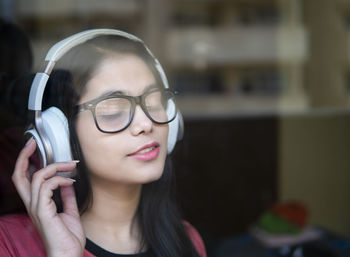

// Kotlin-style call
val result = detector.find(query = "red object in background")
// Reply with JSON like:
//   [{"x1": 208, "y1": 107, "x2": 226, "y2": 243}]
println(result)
[{"x1": 271, "y1": 201, "x2": 308, "y2": 228}]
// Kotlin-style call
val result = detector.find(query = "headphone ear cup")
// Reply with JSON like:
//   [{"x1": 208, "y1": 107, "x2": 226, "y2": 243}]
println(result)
[
  {"x1": 166, "y1": 98, "x2": 183, "y2": 153},
  {"x1": 41, "y1": 107, "x2": 75, "y2": 177},
  {"x1": 24, "y1": 128, "x2": 47, "y2": 168},
  {"x1": 167, "y1": 115, "x2": 178, "y2": 154}
]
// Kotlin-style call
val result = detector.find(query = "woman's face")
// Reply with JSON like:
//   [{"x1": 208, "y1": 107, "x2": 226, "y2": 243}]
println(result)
[{"x1": 75, "y1": 54, "x2": 169, "y2": 185}]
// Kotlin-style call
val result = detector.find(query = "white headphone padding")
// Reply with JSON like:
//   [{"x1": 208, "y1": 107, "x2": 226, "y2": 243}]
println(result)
[
  {"x1": 167, "y1": 100, "x2": 178, "y2": 153},
  {"x1": 41, "y1": 107, "x2": 72, "y2": 163}
]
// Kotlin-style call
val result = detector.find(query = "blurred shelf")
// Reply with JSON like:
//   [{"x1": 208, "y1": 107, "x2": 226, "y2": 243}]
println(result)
[
  {"x1": 16, "y1": 0, "x2": 140, "y2": 17},
  {"x1": 177, "y1": 95, "x2": 350, "y2": 119},
  {"x1": 166, "y1": 25, "x2": 308, "y2": 68},
  {"x1": 171, "y1": 0, "x2": 277, "y2": 5},
  {"x1": 176, "y1": 94, "x2": 309, "y2": 118}
]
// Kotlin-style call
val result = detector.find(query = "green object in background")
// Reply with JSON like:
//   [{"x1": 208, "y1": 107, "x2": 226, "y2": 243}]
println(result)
[{"x1": 257, "y1": 211, "x2": 301, "y2": 235}]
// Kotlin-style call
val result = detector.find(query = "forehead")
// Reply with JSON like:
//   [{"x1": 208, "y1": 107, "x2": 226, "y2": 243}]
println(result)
[{"x1": 80, "y1": 54, "x2": 157, "y2": 103}]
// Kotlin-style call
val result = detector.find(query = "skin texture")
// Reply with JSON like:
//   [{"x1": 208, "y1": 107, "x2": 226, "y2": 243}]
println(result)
[{"x1": 12, "y1": 53, "x2": 169, "y2": 256}]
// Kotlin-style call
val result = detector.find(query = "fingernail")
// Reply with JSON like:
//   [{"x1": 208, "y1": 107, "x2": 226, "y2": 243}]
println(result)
[
  {"x1": 25, "y1": 137, "x2": 34, "y2": 146},
  {"x1": 66, "y1": 178, "x2": 76, "y2": 183},
  {"x1": 72, "y1": 160, "x2": 80, "y2": 164}
]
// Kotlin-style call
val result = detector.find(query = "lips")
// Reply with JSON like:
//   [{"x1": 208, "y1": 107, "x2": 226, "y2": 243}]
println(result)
[{"x1": 127, "y1": 142, "x2": 160, "y2": 161}]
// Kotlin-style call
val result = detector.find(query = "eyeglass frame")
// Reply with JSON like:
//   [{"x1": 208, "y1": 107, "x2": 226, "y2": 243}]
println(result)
[{"x1": 76, "y1": 88, "x2": 178, "y2": 134}]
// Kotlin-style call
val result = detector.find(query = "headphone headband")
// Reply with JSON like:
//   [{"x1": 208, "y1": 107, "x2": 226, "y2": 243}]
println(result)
[
  {"x1": 45, "y1": 29, "x2": 141, "y2": 62},
  {"x1": 28, "y1": 29, "x2": 169, "y2": 111}
]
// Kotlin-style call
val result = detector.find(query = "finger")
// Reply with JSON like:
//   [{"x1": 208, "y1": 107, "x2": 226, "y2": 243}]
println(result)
[
  {"x1": 60, "y1": 184, "x2": 79, "y2": 217},
  {"x1": 12, "y1": 138, "x2": 37, "y2": 207},
  {"x1": 30, "y1": 161, "x2": 77, "y2": 215},
  {"x1": 36, "y1": 176, "x2": 75, "y2": 219}
]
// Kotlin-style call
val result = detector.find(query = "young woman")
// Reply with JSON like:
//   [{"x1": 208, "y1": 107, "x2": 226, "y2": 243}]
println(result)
[{"x1": 0, "y1": 30, "x2": 207, "y2": 257}]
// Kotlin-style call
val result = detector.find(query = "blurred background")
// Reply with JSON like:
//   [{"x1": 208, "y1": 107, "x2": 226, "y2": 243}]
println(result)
[{"x1": 1, "y1": 0, "x2": 350, "y2": 256}]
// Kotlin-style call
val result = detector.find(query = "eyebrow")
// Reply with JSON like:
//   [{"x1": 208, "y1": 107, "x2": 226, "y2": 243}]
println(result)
[{"x1": 98, "y1": 84, "x2": 159, "y2": 99}]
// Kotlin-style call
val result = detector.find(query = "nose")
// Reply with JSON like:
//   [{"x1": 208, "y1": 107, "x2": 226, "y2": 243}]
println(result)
[{"x1": 129, "y1": 105, "x2": 153, "y2": 136}]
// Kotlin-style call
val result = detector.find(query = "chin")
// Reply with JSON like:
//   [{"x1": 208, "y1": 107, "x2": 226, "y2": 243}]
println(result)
[
  {"x1": 128, "y1": 155, "x2": 166, "y2": 183},
  {"x1": 137, "y1": 170, "x2": 164, "y2": 184}
]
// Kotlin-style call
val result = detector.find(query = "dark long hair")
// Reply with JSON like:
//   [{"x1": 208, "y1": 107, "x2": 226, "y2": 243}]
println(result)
[{"x1": 44, "y1": 35, "x2": 199, "y2": 257}]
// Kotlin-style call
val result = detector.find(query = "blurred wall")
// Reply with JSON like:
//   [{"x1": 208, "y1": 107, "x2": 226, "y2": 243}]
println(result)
[{"x1": 279, "y1": 112, "x2": 350, "y2": 236}]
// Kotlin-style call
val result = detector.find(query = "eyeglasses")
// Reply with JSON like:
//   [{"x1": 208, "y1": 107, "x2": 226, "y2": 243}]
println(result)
[{"x1": 77, "y1": 88, "x2": 178, "y2": 133}]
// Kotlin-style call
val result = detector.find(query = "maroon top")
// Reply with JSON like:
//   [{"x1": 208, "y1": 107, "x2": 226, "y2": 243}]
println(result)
[{"x1": 0, "y1": 214, "x2": 207, "y2": 257}]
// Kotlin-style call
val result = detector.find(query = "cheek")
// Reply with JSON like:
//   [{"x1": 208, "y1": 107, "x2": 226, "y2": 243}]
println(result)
[
  {"x1": 162, "y1": 125, "x2": 169, "y2": 143},
  {"x1": 75, "y1": 112, "x2": 92, "y2": 150},
  {"x1": 75, "y1": 113, "x2": 116, "y2": 171},
  {"x1": 156, "y1": 124, "x2": 169, "y2": 165}
]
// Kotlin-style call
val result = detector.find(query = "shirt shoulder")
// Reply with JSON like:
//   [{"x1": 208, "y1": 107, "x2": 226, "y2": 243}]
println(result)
[
  {"x1": 183, "y1": 221, "x2": 207, "y2": 257},
  {"x1": 0, "y1": 213, "x2": 46, "y2": 257},
  {"x1": 0, "y1": 214, "x2": 96, "y2": 257}
]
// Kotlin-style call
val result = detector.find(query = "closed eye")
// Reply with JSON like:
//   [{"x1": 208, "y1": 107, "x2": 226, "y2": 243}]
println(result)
[{"x1": 99, "y1": 112, "x2": 124, "y2": 121}]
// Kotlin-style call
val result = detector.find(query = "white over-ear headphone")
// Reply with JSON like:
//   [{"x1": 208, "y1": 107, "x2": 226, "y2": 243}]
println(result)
[{"x1": 26, "y1": 29, "x2": 183, "y2": 176}]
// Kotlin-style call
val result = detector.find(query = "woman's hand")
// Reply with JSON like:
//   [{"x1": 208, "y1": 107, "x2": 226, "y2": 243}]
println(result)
[{"x1": 12, "y1": 138, "x2": 85, "y2": 257}]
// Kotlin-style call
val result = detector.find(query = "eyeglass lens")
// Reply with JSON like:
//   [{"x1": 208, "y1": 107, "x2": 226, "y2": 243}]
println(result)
[{"x1": 94, "y1": 90, "x2": 176, "y2": 132}]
